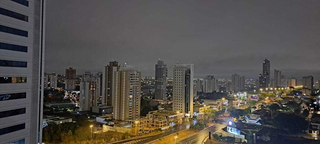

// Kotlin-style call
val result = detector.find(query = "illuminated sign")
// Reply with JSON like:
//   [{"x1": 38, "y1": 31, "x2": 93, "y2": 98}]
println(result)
[
  {"x1": 237, "y1": 92, "x2": 247, "y2": 97},
  {"x1": 250, "y1": 95, "x2": 259, "y2": 101},
  {"x1": 227, "y1": 126, "x2": 241, "y2": 135}
]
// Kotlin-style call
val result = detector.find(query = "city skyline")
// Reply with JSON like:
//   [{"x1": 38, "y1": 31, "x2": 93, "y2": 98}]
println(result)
[
  {"x1": 45, "y1": 0, "x2": 320, "y2": 79},
  {"x1": 2, "y1": 0, "x2": 320, "y2": 144},
  {"x1": 45, "y1": 58, "x2": 319, "y2": 80}
]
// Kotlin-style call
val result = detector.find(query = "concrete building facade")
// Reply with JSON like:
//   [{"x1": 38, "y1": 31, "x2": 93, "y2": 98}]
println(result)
[
  {"x1": 44, "y1": 72, "x2": 57, "y2": 89},
  {"x1": 102, "y1": 61, "x2": 119, "y2": 106},
  {"x1": 113, "y1": 68, "x2": 141, "y2": 121},
  {"x1": 0, "y1": 0, "x2": 45, "y2": 143},
  {"x1": 155, "y1": 60, "x2": 167, "y2": 100},
  {"x1": 203, "y1": 75, "x2": 216, "y2": 93},
  {"x1": 65, "y1": 67, "x2": 76, "y2": 90},
  {"x1": 173, "y1": 64, "x2": 194, "y2": 117},
  {"x1": 274, "y1": 69, "x2": 281, "y2": 87}
]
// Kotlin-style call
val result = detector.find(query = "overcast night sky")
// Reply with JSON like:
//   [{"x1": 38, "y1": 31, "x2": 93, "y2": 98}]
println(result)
[{"x1": 45, "y1": 0, "x2": 320, "y2": 79}]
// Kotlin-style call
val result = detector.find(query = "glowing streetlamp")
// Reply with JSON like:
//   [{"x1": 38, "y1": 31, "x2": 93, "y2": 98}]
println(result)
[
  {"x1": 135, "y1": 120, "x2": 139, "y2": 135},
  {"x1": 90, "y1": 125, "x2": 93, "y2": 141},
  {"x1": 174, "y1": 135, "x2": 178, "y2": 144}
]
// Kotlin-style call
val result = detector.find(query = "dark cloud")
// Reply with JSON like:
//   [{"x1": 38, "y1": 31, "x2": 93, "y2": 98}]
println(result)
[{"x1": 45, "y1": 0, "x2": 320, "y2": 79}]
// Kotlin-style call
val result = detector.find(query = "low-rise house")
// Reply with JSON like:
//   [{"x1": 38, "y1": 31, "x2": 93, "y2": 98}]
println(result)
[
  {"x1": 44, "y1": 116, "x2": 73, "y2": 125},
  {"x1": 300, "y1": 102, "x2": 309, "y2": 113}
]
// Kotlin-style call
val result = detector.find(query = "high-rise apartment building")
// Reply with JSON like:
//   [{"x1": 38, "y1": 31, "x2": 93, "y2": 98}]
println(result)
[
  {"x1": 113, "y1": 68, "x2": 141, "y2": 121},
  {"x1": 80, "y1": 72, "x2": 101, "y2": 111},
  {"x1": 194, "y1": 78, "x2": 203, "y2": 95},
  {"x1": 262, "y1": 59, "x2": 270, "y2": 86},
  {"x1": 155, "y1": 60, "x2": 167, "y2": 100},
  {"x1": 173, "y1": 64, "x2": 194, "y2": 117},
  {"x1": 44, "y1": 73, "x2": 57, "y2": 89},
  {"x1": 287, "y1": 77, "x2": 297, "y2": 87},
  {"x1": 314, "y1": 80, "x2": 320, "y2": 90},
  {"x1": 302, "y1": 76, "x2": 314, "y2": 90},
  {"x1": 231, "y1": 74, "x2": 240, "y2": 92},
  {"x1": 281, "y1": 75, "x2": 287, "y2": 87},
  {"x1": 65, "y1": 67, "x2": 76, "y2": 90},
  {"x1": 203, "y1": 75, "x2": 216, "y2": 93},
  {"x1": 231, "y1": 74, "x2": 245, "y2": 92},
  {"x1": 274, "y1": 69, "x2": 281, "y2": 87},
  {"x1": 96, "y1": 72, "x2": 103, "y2": 98},
  {"x1": 259, "y1": 59, "x2": 270, "y2": 88},
  {"x1": 102, "y1": 61, "x2": 119, "y2": 106},
  {"x1": 0, "y1": 0, "x2": 45, "y2": 143},
  {"x1": 240, "y1": 76, "x2": 245, "y2": 91}
]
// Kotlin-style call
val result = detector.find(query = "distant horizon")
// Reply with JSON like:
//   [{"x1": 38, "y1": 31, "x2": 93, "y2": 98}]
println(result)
[{"x1": 45, "y1": 62, "x2": 320, "y2": 80}]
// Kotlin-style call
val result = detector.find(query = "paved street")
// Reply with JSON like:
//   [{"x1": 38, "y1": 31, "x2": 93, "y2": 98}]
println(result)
[
  {"x1": 178, "y1": 123, "x2": 226, "y2": 144},
  {"x1": 111, "y1": 123, "x2": 188, "y2": 144},
  {"x1": 135, "y1": 123, "x2": 188, "y2": 144}
]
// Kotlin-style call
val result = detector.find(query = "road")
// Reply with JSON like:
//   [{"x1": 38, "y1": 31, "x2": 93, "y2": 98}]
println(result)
[
  {"x1": 135, "y1": 123, "x2": 188, "y2": 144},
  {"x1": 111, "y1": 123, "x2": 189, "y2": 144},
  {"x1": 178, "y1": 123, "x2": 226, "y2": 144}
]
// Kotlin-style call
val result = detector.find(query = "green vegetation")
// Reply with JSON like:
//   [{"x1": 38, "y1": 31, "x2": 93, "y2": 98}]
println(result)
[
  {"x1": 213, "y1": 110, "x2": 224, "y2": 120},
  {"x1": 269, "y1": 103, "x2": 281, "y2": 118},
  {"x1": 302, "y1": 109, "x2": 309, "y2": 117},
  {"x1": 249, "y1": 100, "x2": 257, "y2": 106},
  {"x1": 190, "y1": 122, "x2": 205, "y2": 130},
  {"x1": 259, "y1": 93, "x2": 276, "y2": 101},
  {"x1": 140, "y1": 98, "x2": 158, "y2": 116},
  {"x1": 212, "y1": 133, "x2": 221, "y2": 140},
  {"x1": 44, "y1": 123, "x2": 131, "y2": 143},
  {"x1": 229, "y1": 108, "x2": 250, "y2": 118},
  {"x1": 204, "y1": 109, "x2": 215, "y2": 124},
  {"x1": 274, "y1": 113, "x2": 308, "y2": 134}
]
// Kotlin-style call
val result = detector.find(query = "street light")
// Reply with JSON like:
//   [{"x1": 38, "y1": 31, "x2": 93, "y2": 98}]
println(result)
[
  {"x1": 174, "y1": 135, "x2": 178, "y2": 144},
  {"x1": 135, "y1": 121, "x2": 139, "y2": 135},
  {"x1": 90, "y1": 125, "x2": 93, "y2": 141}
]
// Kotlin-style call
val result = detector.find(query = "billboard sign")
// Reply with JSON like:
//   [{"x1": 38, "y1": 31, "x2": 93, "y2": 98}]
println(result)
[{"x1": 227, "y1": 126, "x2": 241, "y2": 135}]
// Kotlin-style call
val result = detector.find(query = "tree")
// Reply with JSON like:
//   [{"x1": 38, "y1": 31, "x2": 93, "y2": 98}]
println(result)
[
  {"x1": 259, "y1": 93, "x2": 268, "y2": 101},
  {"x1": 286, "y1": 101, "x2": 299, "y2": 112},
  {"x1": 213, "y1": 134, "x2": 220, "y2": 140},
  {"x1": 230, "y1": 108, "x2": 249, "y2": 118},
  {"x1": 213, "y1": 110, "x2": 224, "y2": 120},
  {"x1": 267, "y1": 93, "x2": 276, "y2": 98},
  {"x1": 61, "y1": 130, "x2": 74, "y2": 143},
  {"x1": 269, "y1": 104, "x2": 281, "y2": 118},
  {"x1": 250, "y1": 100, "x2": 257, "y2": 106},
  {"x1": 302, "y1": 109, "x2": 309, "y2": 117},
  {"x1": 190, "y1": 122, "x2": 205, "y2": 130},
  {"x1": 204, "y1": 109, "x2": 215, "y2": 124},
  {"x1": 274, "y1": 113, "x2": 308, "y2": 134},
  {"x1": 73, "y1": 126, "x2": 91, "y2": 141}
]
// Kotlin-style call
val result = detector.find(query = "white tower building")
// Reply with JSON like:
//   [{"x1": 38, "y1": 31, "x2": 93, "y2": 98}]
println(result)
[
  {"x1": 0, "y1": 0, "x2": 45, "y2": 143},
  {"x1": 173, "y1": 64, "x2": 194, "y2": 117}
]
